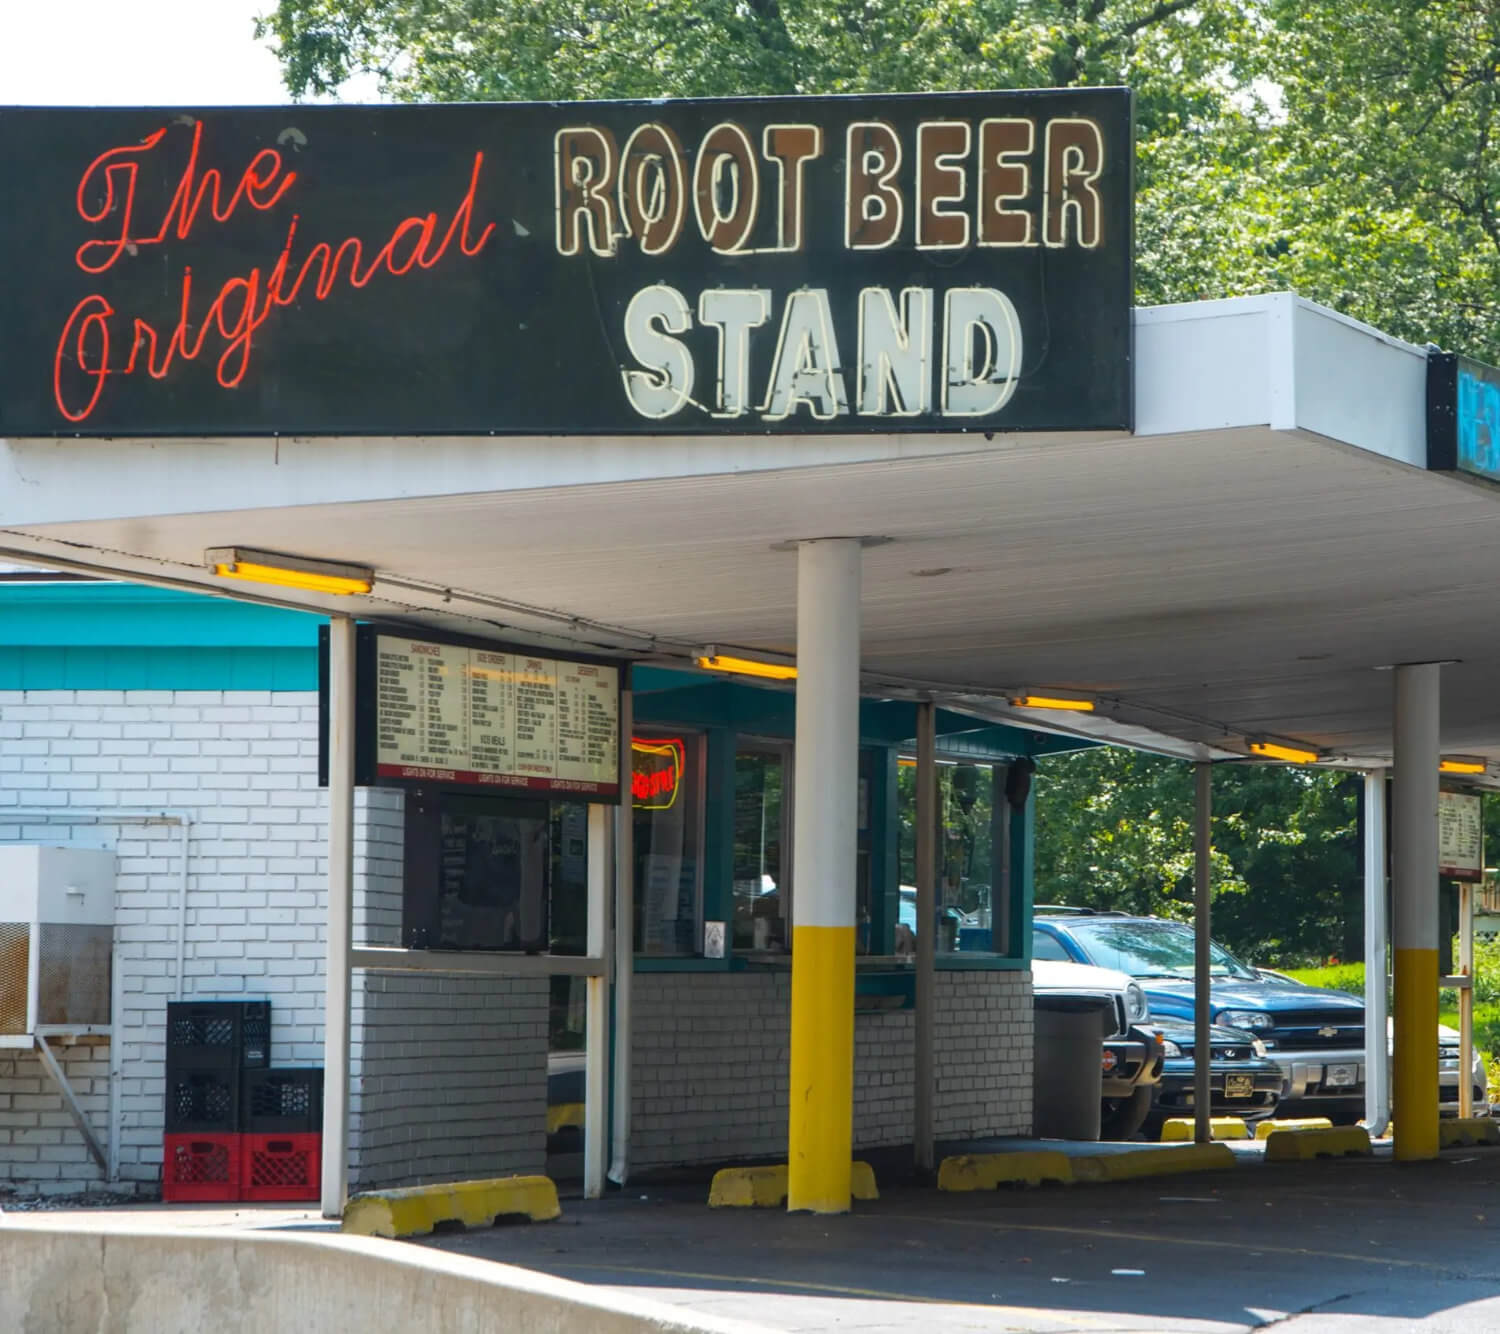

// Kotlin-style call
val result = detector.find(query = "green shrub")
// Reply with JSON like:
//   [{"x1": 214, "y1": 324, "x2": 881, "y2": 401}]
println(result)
[{"x1": 1284, "y1": 963, "x2": 1365, "y2": 996}]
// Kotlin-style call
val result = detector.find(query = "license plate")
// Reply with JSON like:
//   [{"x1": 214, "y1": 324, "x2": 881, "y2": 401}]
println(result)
[
  {"x1": 1326, "y1": 1064, "x2": 1357, "y2": 1088},
  {"x1": 1224, "y1": 1074, "x2": 1254, "y2": 1098}
]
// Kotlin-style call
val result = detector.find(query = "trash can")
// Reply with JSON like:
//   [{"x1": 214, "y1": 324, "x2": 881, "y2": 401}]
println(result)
[{"x1": 1033, "y1": 994, "x2": 1113, "y2": 1141}]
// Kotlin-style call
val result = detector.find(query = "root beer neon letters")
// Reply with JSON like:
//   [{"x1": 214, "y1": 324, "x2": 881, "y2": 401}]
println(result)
[{"x1": 621, "y1": 284, "x2": 1021, "y2": 423}]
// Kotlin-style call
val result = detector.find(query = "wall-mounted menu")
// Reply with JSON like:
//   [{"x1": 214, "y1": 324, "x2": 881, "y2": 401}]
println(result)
[{"x1": 374, "y1": 633, "x2": 620, "y2": 797}]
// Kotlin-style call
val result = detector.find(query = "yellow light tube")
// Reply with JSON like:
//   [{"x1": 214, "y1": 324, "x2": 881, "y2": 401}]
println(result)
[
  {"x1": 696, "y1": 654, "x2": 797, "y2": 681},
  {"x1": 1440, "y1": 759, "x2": 1487, "y2": 775},
  {"x1": 212, "y1": 560, "x2": 372, "y2": 597},
  {"x1": 1249, "y1": 740, "x2": 1321, "y2": 764},
  {"x1": 1010, "y1": 695, "x2": 1095, "y2": 713}
]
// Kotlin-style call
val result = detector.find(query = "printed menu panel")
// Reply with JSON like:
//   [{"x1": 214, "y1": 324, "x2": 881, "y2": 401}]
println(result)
[
  {"x1": 1439, "y1": 790, "x2": 1483, "y2": 882},
  {"x1": 374, "y1": 634, "x2": 620, "y2": 798}
]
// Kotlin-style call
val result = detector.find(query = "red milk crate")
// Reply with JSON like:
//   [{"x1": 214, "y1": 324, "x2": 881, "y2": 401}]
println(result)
[
  {"x1": 241, "y1": 1132, "x2": 321, "y2": 1202},
  {"x1": 162, "y1": 1133, "x2": 241, "y2": 1202}
]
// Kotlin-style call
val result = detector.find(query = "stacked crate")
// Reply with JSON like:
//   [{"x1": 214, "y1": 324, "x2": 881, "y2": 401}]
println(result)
[
  {"x1": 240, "y1": 1066, "x2": 324, "y2": 1200},
  {"x1": 161, "y1": 1000, "x2": 269, "y2": 1202}
]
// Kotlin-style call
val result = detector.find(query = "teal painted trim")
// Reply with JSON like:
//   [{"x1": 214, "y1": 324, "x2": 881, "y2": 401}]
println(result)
[
  {"x1": 868, "y1": 750, "x2": 899, "y2": 955},
  {"x1": 0, "y1": 645, "x2": 318, "y2": 691},
  {"x1": 703, "y1": 726, "x2": 735, "y2": 936},
  {"x1": 0, "y1": 582, "x2": 323, "y2": 648},
  {"x1": 633, "y1": 956, "x2": 732, "y2": 972},
  {"x1": 1010, "y1": 789, "x2": 1036, "y2": 965},
  {"x1": 936, "y1": 953, "x2": 1030, "y2": 971}
]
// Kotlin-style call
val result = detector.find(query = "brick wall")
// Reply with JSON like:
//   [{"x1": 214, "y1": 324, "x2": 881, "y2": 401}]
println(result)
[
  {"x1": 629, "y1": 969, "x2": 1032, "y2": 1172},
  {"x1": 348, "y1": 971, "x2": 549, "y2": 1190}
]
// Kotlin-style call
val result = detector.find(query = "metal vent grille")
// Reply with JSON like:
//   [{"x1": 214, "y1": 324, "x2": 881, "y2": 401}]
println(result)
[
  {"x1": 36, "y1": 923, "x2": 111, "y2": 1025},
  {"x1": 0, "y1": 923, "x2": 27, "y2": 1034}
]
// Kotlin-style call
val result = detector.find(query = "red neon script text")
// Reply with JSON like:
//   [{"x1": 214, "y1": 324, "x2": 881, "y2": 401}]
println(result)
[{"x1": 55, "y1": 123, "x2": 496, "y2": 424}]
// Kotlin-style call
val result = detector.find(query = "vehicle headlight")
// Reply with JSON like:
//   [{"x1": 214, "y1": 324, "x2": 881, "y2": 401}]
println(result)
[
  {"x1": 1252, "y1": 1038, "x2": 1268, "y2": 1058},
  {"x1": 1125, "y1": 982, "x2": 1149, "y2": 1023},
  {"x1": 1160, "y1": 1038, "x2": 1184, "y2": 1058},
  {"x1": 1218, "y1": 1009, "x2": 1273, "y2": 1032}
]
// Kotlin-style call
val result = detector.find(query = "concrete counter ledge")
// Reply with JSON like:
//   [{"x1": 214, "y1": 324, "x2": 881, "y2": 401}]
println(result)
[{"x1": 0, "y1": 1218, "x2": 771, "y2": 1334}]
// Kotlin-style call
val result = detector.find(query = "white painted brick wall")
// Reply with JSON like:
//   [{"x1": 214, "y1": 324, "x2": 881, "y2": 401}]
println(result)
[
  {"x1": 630, "y1": 970, "x2": 1032, "y2": 1172},
  {"x1": 349, "y1": 971, "x2": 548, "y2": 1190}
]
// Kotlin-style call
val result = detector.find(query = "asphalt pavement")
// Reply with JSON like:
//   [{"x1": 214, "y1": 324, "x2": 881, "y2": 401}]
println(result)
[{"x1": 421, "y1": 1149, "x2": 1500, "y2": 1332}]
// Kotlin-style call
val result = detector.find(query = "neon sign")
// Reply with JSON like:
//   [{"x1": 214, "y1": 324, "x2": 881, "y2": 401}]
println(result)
[
  {"x1": 632, "y1": 737, "x2": 685, "y2": 811},
  {"x1": 53, "y1": 119, "x2": 495, "y2": 425}
]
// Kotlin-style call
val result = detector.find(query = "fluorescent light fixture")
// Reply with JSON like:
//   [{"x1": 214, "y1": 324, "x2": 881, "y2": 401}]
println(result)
[
  {"x1": 696, "y1": 653, "x2": 798, "y2": 681},
  {"x1": 1441, "y1": 758, "x2": 1487, "y2": 775},
  {"x1": 1009, "y1": 695, "x2": 1096, "y2": 713},
  {"x1": 205, "y1": 547, "x2": 373, "y2": 597},
  {"x1": 1249, "y1": 740, "x2": 1322, "y2": 765}
]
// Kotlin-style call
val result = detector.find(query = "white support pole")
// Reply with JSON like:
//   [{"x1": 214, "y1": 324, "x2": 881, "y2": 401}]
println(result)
[
  {"x1": 583, "y1": 802, "x2": 611, "y2": 1197},
  {"x1": 608, "y1": 688, "x2": 634, "y2": 1187},
  {"x1": 914, "y1": 700, "x2": 937, "y2": 1175},
  {"x1": 321, "y1": 615, "x2": 356, "y2": 1218},
  {"x1": 1392, "y1": 662, "x2": 1441, "y2": 1162},
  {"x1": 1363, "y1": 769, "x2": 1390, "y2": 1135},
  {"x1": 787, "y1": 537, "x2": 862, "y2": 1214},
  {"x1": 1193, "y1": 761, "x2": 1212, "y2": 1146},
  {"x1": 1460, "y1": 879, "x2": 1475, "y2": 1120}
]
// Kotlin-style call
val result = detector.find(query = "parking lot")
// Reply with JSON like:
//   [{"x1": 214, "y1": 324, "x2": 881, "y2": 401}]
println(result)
[{"x1": 420, "y1": 1149, "x2": 1500, "y2": 1332}]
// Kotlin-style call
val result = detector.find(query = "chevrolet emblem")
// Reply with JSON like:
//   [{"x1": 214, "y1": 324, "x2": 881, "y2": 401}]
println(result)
[{"x1": 1318, "y1": 1025, "x2": 1339, "y2": 1038}]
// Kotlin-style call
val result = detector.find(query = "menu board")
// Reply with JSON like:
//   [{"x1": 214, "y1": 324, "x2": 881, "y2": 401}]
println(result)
[
  {"x1": 1439, "y1": 790, "x2": 1483, "y2": 882},
  {"x1": 373, "y1": 633, "x2": 620, "y2": 797}
]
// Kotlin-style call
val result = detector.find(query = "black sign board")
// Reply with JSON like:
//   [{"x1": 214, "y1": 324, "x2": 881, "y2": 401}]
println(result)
[
  {"x1": 1428, "y1": 350, "x2": 1500, "y2": 484},
  {"x1": 1, "y1": 91, "x2": 1132, "y2": 438},
  {"x1": 318, "y1": 623, "x2": 623, "y2": 802}
]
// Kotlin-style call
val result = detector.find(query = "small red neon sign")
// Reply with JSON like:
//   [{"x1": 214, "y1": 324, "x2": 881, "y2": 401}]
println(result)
[{"x1": 632, "y1": 737, "x2": 685, "y2": 811}]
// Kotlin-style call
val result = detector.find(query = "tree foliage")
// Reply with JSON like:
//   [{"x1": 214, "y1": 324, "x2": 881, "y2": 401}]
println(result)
[{"x1": 255, "y1": 0, "x2": 1500, "y2": 957}]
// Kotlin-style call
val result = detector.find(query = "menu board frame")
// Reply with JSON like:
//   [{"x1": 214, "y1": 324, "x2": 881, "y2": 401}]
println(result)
[{"x1": 319, "y1": 621, "x2": 625, "y2": 802}]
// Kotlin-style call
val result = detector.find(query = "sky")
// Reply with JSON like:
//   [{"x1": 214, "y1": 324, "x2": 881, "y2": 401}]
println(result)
[{"x1": 1, "y1": 0, "x2": 379, "y2": 105}]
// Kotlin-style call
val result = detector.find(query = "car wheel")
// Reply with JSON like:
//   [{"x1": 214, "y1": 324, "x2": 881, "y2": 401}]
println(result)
[{"x1": 1100, "y1": 1086, "x2": 1153, "y2": 1140}]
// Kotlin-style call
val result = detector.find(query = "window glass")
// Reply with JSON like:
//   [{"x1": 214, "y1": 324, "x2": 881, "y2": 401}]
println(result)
[
  {"x1": 733, "y1": 746, "x2": 789, "y2": 951},
  {"x1": 632, "y1": 732, "x2": 704, "y2": 955},
  {"x1": 896, "y1": 759, "x2": 997, "y2": 951},
  {"x1": 1068, "y1": 920, "x2": 1257, "y2": 980},
  {"x1": 1032, "y1": 931, "x2": 1071, "y2": 962}
]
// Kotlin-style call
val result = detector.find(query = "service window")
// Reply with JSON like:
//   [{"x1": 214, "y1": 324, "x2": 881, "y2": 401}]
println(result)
[
  {"x1": 632, "y1": 731, "x2": 706, "y2": 955},
  {"x1": 402, "y1": 788, "x2": 551, "y2": 951},
  {"x1": 733, "y1": 741, "x2": 792, "y2": 952}
]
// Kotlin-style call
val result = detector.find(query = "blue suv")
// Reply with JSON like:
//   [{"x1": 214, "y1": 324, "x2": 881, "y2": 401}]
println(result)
[{"x1": 1034, "y1": 911, "x2": 1367, "y2": 1122}]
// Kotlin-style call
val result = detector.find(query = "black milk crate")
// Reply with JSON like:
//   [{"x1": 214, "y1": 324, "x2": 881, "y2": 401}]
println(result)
[
  {"x1": 242, "y1": 1067, "x2": 324, "y2": 1134},
  {"x1": 166, "y1": 1000, "x2": 271, "y2": 1070},
  {"x1": 165, "y1": 1064, "x2": 241, "y2": 1133}
]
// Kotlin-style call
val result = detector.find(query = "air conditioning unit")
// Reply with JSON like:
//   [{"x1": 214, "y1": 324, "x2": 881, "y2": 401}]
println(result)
[{"x1": 0, "y1": 846, "x2": 116, "y2": 1038}]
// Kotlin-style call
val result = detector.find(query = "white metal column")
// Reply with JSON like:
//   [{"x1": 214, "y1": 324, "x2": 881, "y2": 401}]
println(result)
[
  {"x1": 608, "y1": 688, "x2": 634, "y2": 1186},
  {"x1": 1392, "y1": 663, "x2": 1441, "y2": 1162},
  {"x1": 1193, "y1": 760, "x2": 1212, "y2": 1145},
  {"x1": 583, "y1": 802, "x2": 611, "y2": 1197},
  {"x1": 914, "y1": 700, "x2": 937, "y2": 1175},
  {"x1": 1363, "y1": 769, "x2": 1390, "y2": 1134},
  {"x1": 787, "y1": 537, "x2": 862, "y2": 1214},
  {"x1": 321, "y1": 615, "x2": 356, "y2": 1218}
]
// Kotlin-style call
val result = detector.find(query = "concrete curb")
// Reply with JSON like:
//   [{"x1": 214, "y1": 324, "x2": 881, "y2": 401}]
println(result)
[
  {"x1": 343, "y1": 1174, "x2": 561, "y2": 1238},
  {"x1": 937, "y1": 1150, "x2": 1072, "y2": 1191},
  {"x1": 0, "y1": 1220, "x2": 769, "y2": 1333},
  {"x1": 1439, "y1": 1117, "x2": 1500, "y2": 1148},
  {"x1": 1161, "y1": 1117, "x2": 1249, "y2": 1142},
  {"x1": 1254, "y1": 1117, "x2": 1333, "y2": 1140},
  {"x1": 1263, "y1": 1126, "x2": 1372, "y2": 1162},
  {"x1": 708, "y1": 1162, "x2": 879, "y2": 1208},
  {"x1": 1071, "y1": 1143, "x2": 1237, "y2": 1182}
]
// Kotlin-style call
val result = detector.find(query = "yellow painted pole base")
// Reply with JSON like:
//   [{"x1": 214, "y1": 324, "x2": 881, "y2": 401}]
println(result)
[
  {"x1": 709, "y1": 1162, "x2": 878, "y2": 1208},
  {"x1": 1393, "y1": 947, "x2": 1440, "y2": 1162},
  {"x1": 342, "y1": 1175, "x2": 560, "y2": 1238},
  {"x1": 1160, "y1": 1117, "x2": 1249, "y2": 1142},
  {"x1": 787, "y1": 924, "x2": 856, "y2": 1213}
]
